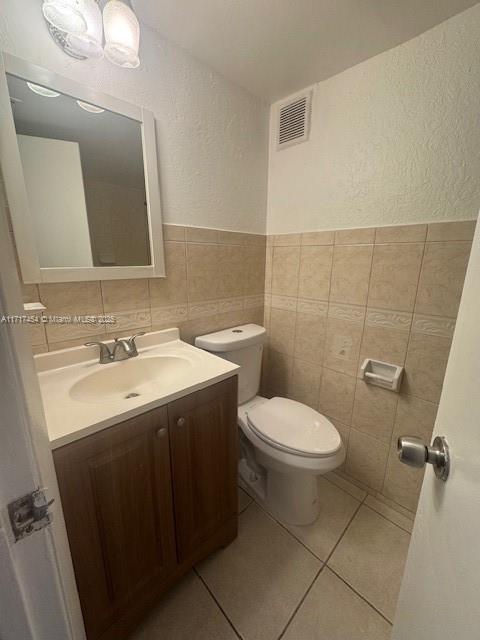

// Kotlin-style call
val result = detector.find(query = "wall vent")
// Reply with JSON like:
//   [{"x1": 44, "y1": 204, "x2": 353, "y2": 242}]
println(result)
[{"x1": 277, "y1": 92, "x2": 312, "y2": 150}]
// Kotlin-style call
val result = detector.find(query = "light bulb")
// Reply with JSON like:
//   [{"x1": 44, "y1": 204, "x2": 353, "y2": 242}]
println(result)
[
  {"x1": 27, "y1": 82, "x2": 61, "y2": 98},
  {"x1": 42, "y1": 0, "x2": 87, "y2": 35},
  {"x1": 103, "y1": 0, "x2": 140, "y2": 69},
  {"x1": 77, "y1": 100, "x2": 105, "y2": 113},
  {"x1": 66, "y1": 0, "x2": 103, "y2": 59}
]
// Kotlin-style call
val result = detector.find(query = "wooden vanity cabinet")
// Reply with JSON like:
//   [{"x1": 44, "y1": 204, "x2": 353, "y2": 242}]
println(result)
[{"x1": 53, "y1": 376, "x2": 238, "y2": 640}]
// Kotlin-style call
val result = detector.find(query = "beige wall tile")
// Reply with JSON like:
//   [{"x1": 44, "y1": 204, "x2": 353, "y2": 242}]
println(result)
[
  {"x1": 186, "y1": 243, "x2": 219, "y2": 302},
  {"x1": 368, "y1": 243, "x2": 424, "y2": 312},
  {"x1": 298, "y1": 245, "x2": 333, "y2": 301},
  {"x1": 243, "y1": 233, "x2": 266, "y2": 246},
  {"x1": 46, "y1": 332, "x2": 106, "y2": 351},
  {"x1": 382, "y1": 445, "x2": 424, "y2": 512},
  {"x1": 101, "y1": 279, "x2": 150, "y2": 313},
  {"x1": 403, "y1": 333, "x2": 452, "y2": 403},
  {"x1": 319, "y1": 369, "x2": 356, "y2": 423},
  {"x1": 335, "y1": 228, "x2": 375, "y2": 244},
  {"x1": 330, "y1": 245, "x2": 373, "y2": 306},
  {"x1": 149, "y1": 241, "x2": 187, "y2": 307},
  {"x1": 426, "y1": 220, "x2": 476, "y2": 242},
  {"x1": 329, "y1": 418, "x2": 351, "y2": 452},
  {"x1": 22, "y1": 284, "x2": 39, "y2": 303},
  {"x1": 268, "y1": 308, "x2": 296, "y2": 355},
  {"x1": 39, "y1": 281, "x2": 103, "y2": 315},
  {"x1": 359, "y1": 324, "x2": 410, "y2": 368},
  {"x1": 415, "y1": 241, "x2": 471, "y2": 318},
  {"x1": 393, "y1": 394, "x2": 438, "y2": 442},
  {"x1": 244, "y1": 245, "x2": 266, "y2": 295},
  {"x1": 217, "y1": 230, "x2": 245, "y2": 245},
  {"x1": 28, "y1": 322, "x2": 47, "y2": 347},
  {"x1": 352, "y1": 381, "x2": 399, "y2": 443},
  {"x1": 45, "y1": 319, "x2": 107, "y2": 345},
  {"x1": 185, "y1": 227, "x2": 219, "y2": 243},
  {"x1": 375, "y1": 224, "x2": 427, "y2": 244},
  {"x1": 162, "y1": 224, "x2": 186, "y2": 241},
  {"x1": 271, "y1": 246, "x2": 300, "y2": 297},
  {"x1": 264, "y1": 349, "x2": 293, "y2": 396},
  {"x1": 217, "y1": 244, "x2": 246, "y2": 299},
  {"x1": 294, "y1": 312, "x2": 327, "y2": 364},
  {"x1": 273, "y1": 233, "x2": 301, "y2": 246},
  {"x1": 289, "y1": 359, "x2": 322, "y2": 409},
  {"x1": 264, "y1": 245, "x2": 273, "y2": 293},
  {"x1": 300, "y1": 231, "x2": 335, "y2": 246},
  {"x1": 345, "y1": 430, "x2": 389, "y2": 491},
  {"x1": 300, "y1": 230, "x2": 335, "y2": 246},
  {"x1": 324, "y1": 317, "x2": 364, "y2": 376}
]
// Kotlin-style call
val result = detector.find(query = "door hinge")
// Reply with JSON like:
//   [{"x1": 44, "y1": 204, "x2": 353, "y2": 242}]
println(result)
[{"x1": 7, "y1": 488, "x2": 54, "y2": 542}]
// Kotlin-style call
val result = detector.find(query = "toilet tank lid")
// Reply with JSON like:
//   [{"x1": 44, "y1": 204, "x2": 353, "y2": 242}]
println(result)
[{"x1": 195, "y1": 324, "x2": 266, "y2": 352}]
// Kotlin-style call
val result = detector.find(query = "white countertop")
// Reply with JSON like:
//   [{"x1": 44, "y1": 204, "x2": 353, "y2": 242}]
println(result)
[{"x1": 35, "y1": 328, "x2": 239, "y2": 449}]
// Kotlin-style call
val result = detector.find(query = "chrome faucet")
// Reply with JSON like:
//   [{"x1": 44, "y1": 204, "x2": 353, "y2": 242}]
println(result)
[{"x1": 85, "y1": 332, "x2": 146, "y2": 364}]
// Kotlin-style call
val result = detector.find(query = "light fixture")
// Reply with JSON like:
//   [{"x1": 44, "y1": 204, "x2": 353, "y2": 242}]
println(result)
[
  {"x1": 43, "y1": 0, "x2": 141, "y2": 68},
  {"x1": 26, "y1": 82, "x2": 61, "y2": 98},
  {"x1": 103, "y1": 0, "x2": 140, "y2": 68},
  {"x1": 76, "y1": 100, "x2": 105, "y2": 113},
  {"x1": 66, "y1": 0, "x2": 103, "y2": 59},
  {"x1": 42, "y1": 0, "x2": 87, "y2": 35}
]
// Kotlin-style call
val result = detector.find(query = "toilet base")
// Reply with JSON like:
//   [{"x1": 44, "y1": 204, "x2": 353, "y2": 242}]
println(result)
[
  {"x1": 238, "y1": 457, "x2": 320, "y2": 526},
  {"x1": 267, "y1": 469, "x2": 319, "y2": 525}
]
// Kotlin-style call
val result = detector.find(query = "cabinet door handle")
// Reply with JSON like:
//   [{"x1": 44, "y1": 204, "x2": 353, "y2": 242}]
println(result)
[
  {"x1": 156, "y1": 428, "x2": 167, "y2": 438},
  {"x1": 176, "y1": 417, "x2": 186, "y2": 428}
]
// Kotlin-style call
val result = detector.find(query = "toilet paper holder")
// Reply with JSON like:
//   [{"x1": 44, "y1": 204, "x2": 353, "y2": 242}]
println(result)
[{"x1": 359, "y1": 359, "x2": 404, "y2": 392}]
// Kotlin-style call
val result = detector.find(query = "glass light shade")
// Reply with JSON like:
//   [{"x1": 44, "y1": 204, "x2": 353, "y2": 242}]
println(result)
[
  {"x1": 66, "y1": 0, "x2": 103, "y2": 59},
  {"x1": 76, "y1": 100, "x2": 105, "y2": 113},
  {"x1": 26, "y1": 82, "x2": 61, "y2": 98},
  {"x1": 103, "y1": 0, "x2": 140, "y2": 68},
  {"x1": 42, "y1": 0, "x2": 87, "y2": 35}
]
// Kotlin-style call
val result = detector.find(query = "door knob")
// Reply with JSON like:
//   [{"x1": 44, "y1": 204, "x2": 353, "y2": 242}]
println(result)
[
  {"x1": 156, "y1": 428, "x2": 167, "y2": 438},
  {"x1": 176, "y1": 417, "x2": 186, "y2": 428},
  {"x1": 397, "y1": 435, "x2": 450, "y2": 481}
]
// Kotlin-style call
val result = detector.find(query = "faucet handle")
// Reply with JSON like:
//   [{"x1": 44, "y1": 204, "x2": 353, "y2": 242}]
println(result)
[
  {"x1": 127, "y1": 332, "x2": 146, "y2": 348},
  {"x1": 84, "y1": 341, "x2": 113, "y2": 364}
]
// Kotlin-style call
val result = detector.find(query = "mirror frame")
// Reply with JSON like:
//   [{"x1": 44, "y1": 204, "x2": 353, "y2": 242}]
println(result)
[{"x1": 0, "y1": 52, "x2": 165, "y2": 283}]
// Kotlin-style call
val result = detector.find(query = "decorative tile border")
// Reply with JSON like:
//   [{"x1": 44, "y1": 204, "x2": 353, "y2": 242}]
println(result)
[
  {"x1": 270, "y1": 295, "x2": 298, "y2": 311},
  {"x1": 187, "y1": 300, "x2": 219, "y2": 319},
  {"x1": 217, "y1": 297, "x2": 244, "y2": 313},
  {"x1": 297, "y1": 299, "x2": 328, "y2": 316},
  {"x1": 244, "y1": 294, "x2": 264, "y2": 309},
  {"x1": 328, "y1": 303, "x2": 366, "y2": 323},
  {"x1": 412, "y1": 314, "x2": 456, "y2": 338},
  {"x1": 151, "y1": 304, "x2": 188, "y2": 325},
  {"x1": 365, "y1": 308, "x2": 413, "y2": 331}
]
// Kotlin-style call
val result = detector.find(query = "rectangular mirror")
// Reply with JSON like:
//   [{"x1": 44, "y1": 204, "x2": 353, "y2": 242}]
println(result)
[{"x1": 0, "y1": 53, "x2": 165, "y2": 282}]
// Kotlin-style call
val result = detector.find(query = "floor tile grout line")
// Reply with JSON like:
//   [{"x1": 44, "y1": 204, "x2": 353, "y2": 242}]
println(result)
[
  {"x1": 323, "y1": 498, "x2": 364, "y2": 566},
  {"x1": 276, "y1": 564, "x2": 326, "y2": 640},
  {"x1": 193, "y1": 568, "x2": 244, "y2": 640},
  {"x1": 362, "y1": 501, "x2": 413, "y2": 535},
  {"x1": 326, "y1": 566, "x2": 393, "y2": 626}
]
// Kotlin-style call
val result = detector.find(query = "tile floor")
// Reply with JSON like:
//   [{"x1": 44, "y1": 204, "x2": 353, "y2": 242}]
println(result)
[{"x1": 131, "y1": 474, "x2": 412, "y2": 640}]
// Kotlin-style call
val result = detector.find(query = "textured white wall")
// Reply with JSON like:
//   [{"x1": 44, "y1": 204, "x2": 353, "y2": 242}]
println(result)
[
  {"x1": 267, "y1": 5, "x2": 480, "y2": 234},
  {"x1": 0, "y1": 0, "x2": 269, "y2": 233}
]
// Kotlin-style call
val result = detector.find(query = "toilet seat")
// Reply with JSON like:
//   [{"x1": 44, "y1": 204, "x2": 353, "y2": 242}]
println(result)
[{"x1": 246, "y1": 397, "x2": 342, "y2": 458}]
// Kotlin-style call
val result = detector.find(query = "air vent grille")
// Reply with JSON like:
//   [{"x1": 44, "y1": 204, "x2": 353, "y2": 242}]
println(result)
[{"x1": 277, "y1": 92, "x2": 311, "y2": 149}]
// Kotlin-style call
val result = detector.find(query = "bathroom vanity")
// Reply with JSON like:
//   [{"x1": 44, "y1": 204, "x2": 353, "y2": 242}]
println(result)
[{"x1": 36, "y1": 329, "x2": 239, "y2": 640}]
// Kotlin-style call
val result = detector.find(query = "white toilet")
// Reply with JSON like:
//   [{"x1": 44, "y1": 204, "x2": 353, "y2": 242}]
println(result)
[{"x1": 195, "y1": 324, "x2": 345, "y2": 525}]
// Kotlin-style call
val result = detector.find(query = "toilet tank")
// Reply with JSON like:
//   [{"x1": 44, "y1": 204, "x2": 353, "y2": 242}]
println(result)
[{"x1": 195, "y1": 324, "x2": 266, "y2": 404}]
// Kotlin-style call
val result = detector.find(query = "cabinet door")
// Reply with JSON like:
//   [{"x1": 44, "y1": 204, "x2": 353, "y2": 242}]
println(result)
[
  {"x1": 168, "y1": 377, "x2": 238, "y2": 561},
  {"x1": 53, "y1": 407, "x2": 176, "y2": 640}
]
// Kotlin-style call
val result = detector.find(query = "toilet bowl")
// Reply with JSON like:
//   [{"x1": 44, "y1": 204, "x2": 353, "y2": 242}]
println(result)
[{"x1": 195, "y1": 324, "x2": 345, "y2": 525}]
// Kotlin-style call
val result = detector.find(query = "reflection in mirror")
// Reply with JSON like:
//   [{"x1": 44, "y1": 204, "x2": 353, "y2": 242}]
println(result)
[{"x1": 7, "y1": 74, "x2": 151, "y2": 268}]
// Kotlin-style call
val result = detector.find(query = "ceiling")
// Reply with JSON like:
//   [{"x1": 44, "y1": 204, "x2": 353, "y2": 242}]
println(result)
[{"x1": 132, "y1": 0, "x2": 479, "y2": 102}]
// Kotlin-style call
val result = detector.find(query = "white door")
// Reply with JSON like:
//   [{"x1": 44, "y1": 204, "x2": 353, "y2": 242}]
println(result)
[
  {"x1": 392, "y1": 218, "x2": 480, "y2": 639},
  {"x1": 0, "y1": 164, "x2": 85, "y2": 636}
]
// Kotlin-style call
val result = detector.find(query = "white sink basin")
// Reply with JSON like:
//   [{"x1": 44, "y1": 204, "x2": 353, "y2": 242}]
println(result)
[
  {"x1": 69, "y1": 355, "x2": 193, "y2": 403},
  {"x1": 35, "y1": 328, "x2": 239, "y2": 449}
]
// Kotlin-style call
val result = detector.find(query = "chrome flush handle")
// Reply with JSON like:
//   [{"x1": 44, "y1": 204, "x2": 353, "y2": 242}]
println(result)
[{"x1": 397, "y1": 435, "x2": 450, "y2": 481}]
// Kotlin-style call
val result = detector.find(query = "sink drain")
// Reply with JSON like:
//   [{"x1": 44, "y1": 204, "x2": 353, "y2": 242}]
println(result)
[{"x1": 125, "y1": 392, "x2": 140, "y2": 399}]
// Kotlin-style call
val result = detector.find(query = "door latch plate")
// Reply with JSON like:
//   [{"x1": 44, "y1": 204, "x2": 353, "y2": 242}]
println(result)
[{"x1": 7, "y1": 488, "x2": 54, "y2": 542}]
